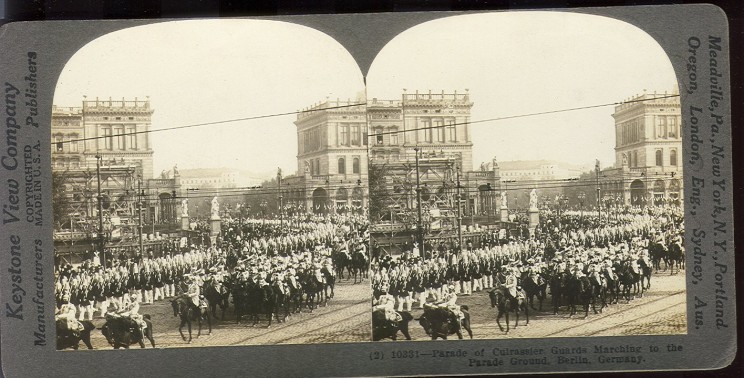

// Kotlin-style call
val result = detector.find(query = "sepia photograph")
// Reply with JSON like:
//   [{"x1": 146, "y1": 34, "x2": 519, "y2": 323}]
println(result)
[
  {"x1": 0, "y1": 4, "x2": 736, "y2": 377},
  {"x1": 50, "y1": 19, "x2": 372, "y2": 349},
  {"x1": 364, "y1": 12, "x2": 686, "y2": 342}
]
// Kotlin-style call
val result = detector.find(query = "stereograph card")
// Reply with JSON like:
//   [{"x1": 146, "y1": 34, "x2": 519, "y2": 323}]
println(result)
[{"x1": 0, "y1": 4, "x2": 736, "y2": 377}]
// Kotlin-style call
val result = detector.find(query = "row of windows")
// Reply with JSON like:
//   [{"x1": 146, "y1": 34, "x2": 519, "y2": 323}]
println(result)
[
  {"x1": 53, "y1": 134, "x2": 82, "y2": 153},
  {"x1": 655, "y1": 148, "x2": 678, "y2": 166},
  {"x1": 337, "y1": 156, "x2": 361, "y2": 174},
  {"x1": 52, "y1": 157, "x2": 82, "y2": 169},
  {"x1": 101, "y1": 126, "x2": 138, "y2": 151},
  {"x1": 624, "y1": 148, "x2": 678, "y2": 168},
  {"x1": 656, "y1": 116, "x2": 679, "y2": 139},
  {"x1": 619, "y1": 120, "x2": 643, "y2": 145},
  {"x1": 338, "y1": 124, "x2": 367, "y2": 147}
]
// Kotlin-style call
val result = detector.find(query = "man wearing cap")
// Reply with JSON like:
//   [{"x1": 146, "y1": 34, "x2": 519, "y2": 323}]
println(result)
[
  {"x1": 499, "y1": 266, "x2": 520, "y2": 306},
  {"x1": 56, "y1": 292, "x2": 84, "y2": 333},
  {"x1": 373, "y1": 285, "x2": 402, "y2": 323},
  {"x1": 117, "y1": 292, "x2": 147, "y2": 341}
]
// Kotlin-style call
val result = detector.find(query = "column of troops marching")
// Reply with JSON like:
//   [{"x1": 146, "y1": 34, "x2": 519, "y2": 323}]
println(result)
[
  {"x1": 54, "y1": 213, "x2": 369, "y2": 349},
  {"x1": 371, "y1": 205, "x2": 685, "y2": 340}
]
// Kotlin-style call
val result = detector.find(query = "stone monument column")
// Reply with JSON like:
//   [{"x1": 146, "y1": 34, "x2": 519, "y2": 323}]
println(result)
[
  {"x1": 209, "y1": 196, "x2": 221, "y2": 246},
  {"x1": 500, "y1": 191, "x2": 509, "y2": 222},
  {"x1": 528, "y1": 189, "x2": 539, "y2": 237},
  {"x1": 180, "y1": 198, "x2": 189, "y2": 232}
]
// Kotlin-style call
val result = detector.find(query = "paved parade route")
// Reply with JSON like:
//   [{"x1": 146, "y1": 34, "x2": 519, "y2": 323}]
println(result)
[
  {"x1": 74, "y1": 271, "x2": 686, "y2": 349},
  {"x1": 80, "y1": 279, "x2": 372, "y2": 349},
  {"x1": 391, "y1": 272, "x2": 686, "y2": 341}
]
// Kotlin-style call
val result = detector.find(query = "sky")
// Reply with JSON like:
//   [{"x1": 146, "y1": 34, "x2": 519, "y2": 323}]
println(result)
[
  {"x1": 367, "y1": 12, "x2": 678, "y2": 170},
  {"x1": 54, "y1": 13, "x2": 678, "y2": 179},
  {"x1": 53, "y1": 19, "x2": 365, "y2": 179}
]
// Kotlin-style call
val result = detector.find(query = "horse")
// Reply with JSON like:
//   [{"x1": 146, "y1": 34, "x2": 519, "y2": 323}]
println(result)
[
  {"x1": 602, "y1": 268, "x2": 620, "y2": 305},
  {"x1": 247, "y1": 283, "x2": 277, "y2": 327},
  {"x1": 520, "y1": 272, "x2": 548, "y2": 311},
  {"x1": 203, "y1": 279, "x2": 230, "y2": 320},
  {"x1": 638, "y1": 257, "x2": 653, "y2": 291},
  {"x1": 171, "y1": 296, "x2": 211, "y2": 343},
  {"x1": 349, "y1": 249, "x2": 368, "y2": 284},
  {"x1": 332, "y1": 248, "x2": 351, "y2": 280},
  {"x1": 548, "y1": 271, "x2": 568, "y2": 314},
  {"x1": 667, "y1": 241, "x2": 685, "y2": 275},
  {"x1": 649, "y1": 241, "x2": 668, "y2": 273},
  {"x1": 418, "y1": 305, "x2": 473, "y2": 340},
  {"x1": 56, "y1": 319, "x2": 95, "y2": 350},
  {"x1": 488, "y1": 289, "x2": 529, "y2": 333},
  {"x1": 271, "y1": 279, "x2": 291, "y2": 323},
  {"x1": 301, "y1": 272, "x2": 326, "y2": 311},
  {"x1": 566, "y1": 275, "x2": 598, "y2": 319},
  {"x1": 284, "y1": 273, "x2": 304, "y2": 314},
  {"x1": 372, "y1": 309, "x2": 414, "y2": 341},
  {"x1": 101, "y1": 314, "x2": 155, "y2": 349},
  {"x1": 321, "y1": 265, "x2": 336, "y2": 300},
  {"x1": 618, "y1": 262, "x2": 642, "y2": 302}
]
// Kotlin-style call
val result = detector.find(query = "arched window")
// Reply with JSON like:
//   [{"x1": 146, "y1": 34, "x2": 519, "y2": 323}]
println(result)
[
  {"x1": 338, "y1": 157, "x2": 346, "y2": 174},
  {"x1": 655, "y1": 149, "x2": 663, "y2": 166},
  {"x1": 352, "y1": 157, "x2": 360, "y2": 174},
  {"x1": 670, "y1": 149, "x2": 678, "y2": 166}
]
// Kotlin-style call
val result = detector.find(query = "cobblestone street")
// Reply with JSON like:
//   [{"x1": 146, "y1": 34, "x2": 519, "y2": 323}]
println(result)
[
  {"x1": 394, "y1": 271, "x2": 686, "y2": 341},
  {"x1": 71, "y1": 270, "x2": 685, "y2": 349},
  {"x1": 80, "y1": 279, "x2": 371, "y2": 349}
]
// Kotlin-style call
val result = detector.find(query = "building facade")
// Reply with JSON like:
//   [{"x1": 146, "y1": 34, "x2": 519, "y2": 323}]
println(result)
[
  {"x1": 601, "y1": 89, "x2": 683, "y2": 206},
  {"x1": 283, "y1": 98, "x2": 369, "y2": 214},
  {"x1": 51, "y1": 98, "x2": 182, "y2": 250},
  {"x1": 283, "y1": 90, "x2": 497, "y2": 217}
]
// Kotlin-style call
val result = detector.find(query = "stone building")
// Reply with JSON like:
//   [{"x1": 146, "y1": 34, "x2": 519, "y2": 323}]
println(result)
[
  {"x1": 600, "y1": 89, "x2": 683, "y2": 206},
  {"x1": 282, "y1": 97, "x2": 369, "y2": 214},
  {"x1": 51, "y1": 97, "x2": 182, "y2": 253}
]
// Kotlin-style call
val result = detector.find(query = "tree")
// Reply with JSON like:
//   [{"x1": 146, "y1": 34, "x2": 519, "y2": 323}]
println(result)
[{"x1": 368, "y1": 163, "x2": 391, "y2": 223}]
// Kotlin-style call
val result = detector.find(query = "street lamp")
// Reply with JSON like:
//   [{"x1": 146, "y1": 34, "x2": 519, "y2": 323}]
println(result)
[
  {"x1": 578, "y1": 192, "x2": 586, "y2": 220},
  {"x1": 260, "y1": 199, "x2": 268, "y2": 225}
]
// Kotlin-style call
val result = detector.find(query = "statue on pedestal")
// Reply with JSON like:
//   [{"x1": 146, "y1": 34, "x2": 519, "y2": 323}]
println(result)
[
  {"x1": 529, "y1": 189, "x2": 538, "y2": 210},
  {"x1": 181, "y1": 198, "x2": 188, "y2": 217},
  {"x1": 501, "y1": 191, "x2": 508, "y2": 208},
  {"x1": 211, "y1": 197, "x2": 220, "y2": 218}
]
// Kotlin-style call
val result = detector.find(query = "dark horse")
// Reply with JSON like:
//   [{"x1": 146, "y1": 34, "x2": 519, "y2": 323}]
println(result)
[
  {"x1": 203, "y1": 280, "x2": 230, "y2": 320},
  {"x1": 566, "y1": 275, "x2": 598, "y2": 319},
  {"x1": 56, "y1": 319, "x2": 95, "y2": 350},
  {"x1": 321, "y1": 265, "x2": 336, "y2": 300},
  {"x1": 548, "y1": 270, "x2": 569, "y2": 314},
  {"x1": 488, "y1": 289, "x2": 529, "y2": 333},
  {"x1": 520, "y1": 272, "x2": 548, "y2": 311},
  {"x1": 171, "y1": 296, "x2": 211, "y2": 343},
  {"x1": 618, "y1": 262, "x2": 642, "y2": 302},
  {"x1": 667, "y1": 241, "x2": 685, "y2": 275},
  {"x1": 247, "y1": 283, "x2": 278, "y2": 327},
  {"x1": 349, "y1": 249, "x2": 368, "y2": 284},
  {"x1": 372, "y1": 309, "x2": 414, "y2": 341},
  {"x1": 101, "y1": 314, "x2": 155, "y2": 349},
  {"x1": 419, "y1": 305, "x2": 473, "y2": 340}
]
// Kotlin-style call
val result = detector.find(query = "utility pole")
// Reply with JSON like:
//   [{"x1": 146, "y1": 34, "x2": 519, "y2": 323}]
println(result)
[
  {"x1": 138, "y1": 175, "x2": 144, "y2": 256},
  {"x1": 455, "y1": 163, "x2": 463, "y2": 253},
  {"x1": 414, "y1": 147, "x2": 426, "y2": 259},
  {"x1": 95, "y1": 154, "x2": 106, "y2": 269},
  {"x1": 278, "y1": 168, "x2": 283, "y2": 229}
]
